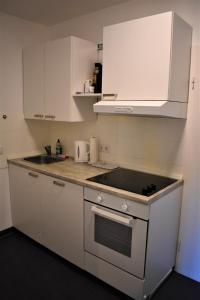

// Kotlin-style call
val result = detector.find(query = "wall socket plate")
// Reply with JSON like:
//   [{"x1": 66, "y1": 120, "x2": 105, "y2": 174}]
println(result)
[{"x1": 99, "y1": 144, "x2": 110, "y2": 153}]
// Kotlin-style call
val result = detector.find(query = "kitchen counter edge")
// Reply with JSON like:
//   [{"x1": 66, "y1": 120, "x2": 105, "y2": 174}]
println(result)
[{"x1": 8, "y1": 159, "x2": 183, "y2": 205}]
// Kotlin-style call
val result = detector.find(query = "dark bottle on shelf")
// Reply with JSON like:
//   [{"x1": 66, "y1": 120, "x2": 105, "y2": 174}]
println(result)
[{"x1": 93, "y1": 63, "x2": 102, "y2": 93}]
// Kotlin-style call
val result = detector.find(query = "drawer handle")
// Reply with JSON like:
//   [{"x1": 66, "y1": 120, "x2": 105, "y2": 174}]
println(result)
[
  {"x1": 28, "y1": 172, "x2": 39, "y2": 178},
  {"x1": 34, "y1": 114, "x2": 44, "y2": 118},
  {"x1": 45, "y1": 115, "x2": 56, "y2": 119},
  {"x1": 53, "y1": 180, "x2": 65, "y2": 187}
]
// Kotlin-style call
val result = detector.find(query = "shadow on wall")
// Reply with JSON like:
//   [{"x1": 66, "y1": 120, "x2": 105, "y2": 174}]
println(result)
[
  {"x1": 96, "y1": 115, "x2": 187, "y2": 177},
  {"x1": 23, "y1": 119, "x2": 50, "y2": 155},
  {"x1": 0, "y1": 115, "x2": 49, "y2": 158}
]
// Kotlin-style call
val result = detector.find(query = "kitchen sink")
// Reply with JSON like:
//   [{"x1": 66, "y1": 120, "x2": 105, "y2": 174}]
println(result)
[{"x1": 24, "y1": 155, "x2": 63, "y2": 164}]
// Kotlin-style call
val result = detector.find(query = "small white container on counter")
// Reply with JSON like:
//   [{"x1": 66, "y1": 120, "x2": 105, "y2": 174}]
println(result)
[
  {"x1": 84, "y1": 79, "x2": 92, "y2": 93},
  {"x1": 89, "y1": 136, "x2": 98, "y2": 164}
]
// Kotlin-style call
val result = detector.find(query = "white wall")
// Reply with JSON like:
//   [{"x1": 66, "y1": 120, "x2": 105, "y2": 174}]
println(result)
[
  {"x1": 47, "y1": 0, "x2": 200, "y2": 281},
  {"x1": 49, "y1": 0, "x2": 200, "y2": 43},
  {"x1": 176, "y1": 45, "x2": 200, "y2": 281},
  {"x1": 0, "y1": 13, "x2": 50, "y2": 230},
  {"x1": 0, "y1": 13, "x2": 50, "y2": 159}
]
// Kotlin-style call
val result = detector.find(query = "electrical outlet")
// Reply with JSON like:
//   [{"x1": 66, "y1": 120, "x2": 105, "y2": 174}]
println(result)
[
  {"x1": 99, "y1": 144, "x2": 111, "y2": 153},
  {"x1": 104, "y1": 144, "x2": 111, "y2": 153}
]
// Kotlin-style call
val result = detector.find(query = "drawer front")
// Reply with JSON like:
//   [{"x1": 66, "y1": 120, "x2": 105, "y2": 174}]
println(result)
[
  {"x1": 84, "y1": 187, "x2": 149, "y2": 220},
  {"x1": 84, "y1": 251, "x2": 145, "y2": 300}
]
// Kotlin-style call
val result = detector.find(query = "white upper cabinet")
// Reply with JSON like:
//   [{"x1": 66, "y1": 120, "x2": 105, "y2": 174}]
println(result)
[
  {"x1": 44, "y1": 38, "x2": 71, "y2": 121},
  {"x1": 23, "y1": 36, "x2": 97, "y2": 122},
  {"x1": 102, "y1": 12, "x2": 192, "y2": 102},
  {"x1": 23, "y1": 44, "x2": 44, "y2": 119}
]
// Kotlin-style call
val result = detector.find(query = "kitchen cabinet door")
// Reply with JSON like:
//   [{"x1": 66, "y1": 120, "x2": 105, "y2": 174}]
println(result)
[
  {"x1": 23, "y1": 36, "x2": 97, "y2": 122},
  {"x1": 9, "y1": 164, "x2": 44, "y2": 243},
  {"x1": 0, "y1": 167, "x2": 12, "y2": 231},
  {"x1": 44, "y1": 36, "x2": 97, "y2": 122},
  {"x1": 102, "y1": 12, "x2": 192, "y2": 102},
  {"x1": 43, "y1": 176, "x2": 84, "y2": 268},
  {"x1": 44, "y1": 38, "x2": 70, "y2": 121},
  {"x1": 23, "y1": 44, "x2": 45, "y2": 119}
]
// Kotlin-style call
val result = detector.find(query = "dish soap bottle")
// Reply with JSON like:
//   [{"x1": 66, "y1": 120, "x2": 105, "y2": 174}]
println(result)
[{"x1": 56, "y1": 139, "x2": 62, "y2": 155}]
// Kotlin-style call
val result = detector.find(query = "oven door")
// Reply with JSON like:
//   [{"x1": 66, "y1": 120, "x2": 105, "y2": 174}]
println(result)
[{"x1": 84, "y1": 200, "x2": 148, "y2": 279}]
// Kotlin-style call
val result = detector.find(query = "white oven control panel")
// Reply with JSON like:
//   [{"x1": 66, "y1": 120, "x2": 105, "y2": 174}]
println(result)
[{"x1": 84, "y1": 187, "x2": 150, "y2": 220}]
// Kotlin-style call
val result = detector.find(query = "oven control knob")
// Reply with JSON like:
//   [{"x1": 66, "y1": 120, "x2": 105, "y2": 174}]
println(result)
[
  {"x1": 121, "y1": 203, "x2": 128, "y2": 212},
  {"x1": 97, "y1": 195, "x2": 103, "y2": 203}
]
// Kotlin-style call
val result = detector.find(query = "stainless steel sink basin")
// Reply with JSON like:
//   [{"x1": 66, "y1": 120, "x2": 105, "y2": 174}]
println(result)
[{"x1": 24, "y1": 155, "x2": 63, "y2": 164}]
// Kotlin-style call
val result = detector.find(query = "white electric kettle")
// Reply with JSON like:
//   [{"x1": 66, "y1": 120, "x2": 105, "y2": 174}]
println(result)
[{"x1": 74, "y1": 140, "x2": 90, "y2": 162}]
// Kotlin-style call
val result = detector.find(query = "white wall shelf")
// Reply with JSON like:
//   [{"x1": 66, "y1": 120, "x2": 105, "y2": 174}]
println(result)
[{"x1": 73, "y1": 93, "x2": 101, "y2": 98}]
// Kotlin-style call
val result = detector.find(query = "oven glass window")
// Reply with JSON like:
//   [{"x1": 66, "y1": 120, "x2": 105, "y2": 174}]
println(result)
[{"x1": 95, "y1": 214, "x2": 132, "y2": 257}]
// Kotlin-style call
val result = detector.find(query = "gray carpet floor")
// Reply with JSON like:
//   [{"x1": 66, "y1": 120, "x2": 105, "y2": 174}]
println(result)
[{"x1": 0, "y1": 230, "x2": 199, "y2": 300}]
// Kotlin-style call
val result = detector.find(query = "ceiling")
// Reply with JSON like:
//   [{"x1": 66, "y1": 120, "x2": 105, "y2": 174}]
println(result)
[{"x1": 0, "y1": 0, "x2": 129, "y2": 26}]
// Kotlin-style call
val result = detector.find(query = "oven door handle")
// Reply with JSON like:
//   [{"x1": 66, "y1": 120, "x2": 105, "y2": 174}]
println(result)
[{"x1": 91, "y1": 206, "x2": 133, "y2": 226}]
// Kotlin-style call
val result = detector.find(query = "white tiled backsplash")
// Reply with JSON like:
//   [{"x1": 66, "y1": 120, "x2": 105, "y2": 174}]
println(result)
[{"x1": 49, "y1": 115, "x2": 185, "y2": 178}]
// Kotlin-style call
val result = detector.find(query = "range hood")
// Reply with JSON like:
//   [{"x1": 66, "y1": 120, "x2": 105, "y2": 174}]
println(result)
[{"x1": 93, "y1": 100, "x2": 188, "y2": 119}]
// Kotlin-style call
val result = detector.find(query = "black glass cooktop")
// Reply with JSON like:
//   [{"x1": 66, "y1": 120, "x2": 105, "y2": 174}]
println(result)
[{"x1": 87, "y1": 168, "x2": 177, "y2": 197}]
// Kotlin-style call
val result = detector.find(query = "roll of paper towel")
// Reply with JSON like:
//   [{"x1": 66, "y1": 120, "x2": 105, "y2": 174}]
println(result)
[{"x1": 89, "y1": 136, "x2": 98, "y2": 164}]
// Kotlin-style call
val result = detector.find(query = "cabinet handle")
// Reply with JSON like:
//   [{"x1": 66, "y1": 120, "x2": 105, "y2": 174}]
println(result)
[
  {"x1": 34, "y1": 114, "x2": 44, "y2": 118},
  {"x1": 102, "y1": 94, "x2": 118, "y2": 101},
  {"x1": 53, "y1": 180, "x2": 65, "y2": 187},
  {"x1": 45, "y1": 115, "x2": 56, "y2": 119},
  {"x1": 28, "y1": 172, "x2": 39, "y2": 178}
]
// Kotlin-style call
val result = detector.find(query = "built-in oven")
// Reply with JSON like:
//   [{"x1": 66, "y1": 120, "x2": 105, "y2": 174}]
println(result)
[{"x1": 84, "y1": 198, "x2": 148, "y2": 279}]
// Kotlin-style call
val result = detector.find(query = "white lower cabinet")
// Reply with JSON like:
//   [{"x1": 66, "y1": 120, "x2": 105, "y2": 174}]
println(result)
[
  {"x1": 9, "y1": 164, "x2": 44, "y2": 243},
  {"x1": 9, "y1": 163, "x2": 182, "y2": 300},
  {"x1": 0, "y1": 167, "x2": 12, "y2": 231},
  {"x1": 9, "y1": 164, "x2": 84, "y2": 269},
  {"x1": 42, "y1": 176, "x2": 84, "y2": 268}
]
